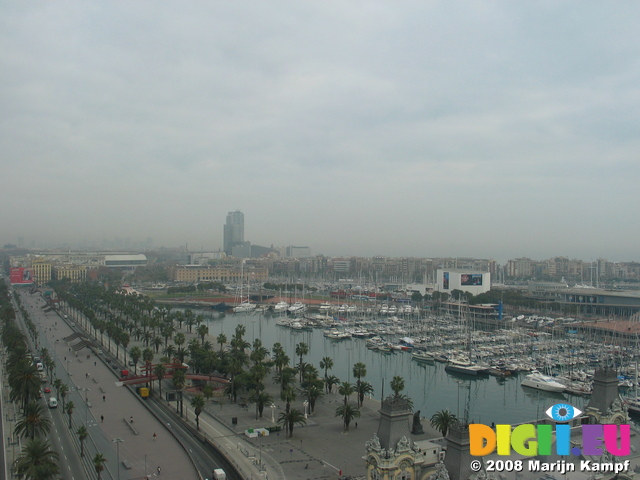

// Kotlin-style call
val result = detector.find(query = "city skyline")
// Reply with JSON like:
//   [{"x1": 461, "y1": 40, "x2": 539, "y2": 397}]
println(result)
[{"x1": 2, "y1": 3, "x2": 640, "y2": 264}]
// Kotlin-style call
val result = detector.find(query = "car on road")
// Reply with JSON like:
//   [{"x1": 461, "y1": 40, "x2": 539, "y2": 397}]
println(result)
[{"x1": 43, "y1": 387, "x2": 51, "y2": 393}]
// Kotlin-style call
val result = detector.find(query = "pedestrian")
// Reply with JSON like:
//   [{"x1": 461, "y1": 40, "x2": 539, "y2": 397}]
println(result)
[
  {"x1": 94, "y1": 361, "x2": 97, "y2": 366},
  {"x1": 153, "y1": 432, "x2": 157, "y2": 441},
  {"x1": 85, "y1": 373, "x2": 88, "y2": 378},
  {"x1": 103, "y1": 395, "x2": 106, "y2": 402},
  {"x1": 101, "y1": 415, "x2": 104, "y2": 423},
  {"x1": 130, "y1": 416, "x2": 134, "y2": 423},
  {"x1": 157, "y1": 466, "x2": 161, "y2": 475},
  {"x1": 355, "y1": 421, "x2": 358, "y2": 429}
]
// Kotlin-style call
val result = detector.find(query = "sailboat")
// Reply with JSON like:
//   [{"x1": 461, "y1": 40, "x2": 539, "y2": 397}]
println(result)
[
  {"x1": 444, "y1": 303, "x2": 489, "y2": 376},
  {"x1": 233, "y1": 262, "x2": 256, "y2": 313}
]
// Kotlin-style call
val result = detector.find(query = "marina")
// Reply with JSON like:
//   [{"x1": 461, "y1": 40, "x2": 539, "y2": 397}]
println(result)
[{"x1": 175, "y1": 305, "x2": 640, "y2": 426}]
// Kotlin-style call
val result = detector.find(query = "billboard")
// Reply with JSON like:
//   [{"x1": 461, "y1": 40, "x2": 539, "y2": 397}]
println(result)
[
  {"x1": 10, "y1": 267, "x2": 34, "y2": 285},
  {"x1": 460, "y1": 273, "x2": 483, "y2": 286},
  {"x1": 443, "y1": 272, "x2": 450, "y2": 289}
]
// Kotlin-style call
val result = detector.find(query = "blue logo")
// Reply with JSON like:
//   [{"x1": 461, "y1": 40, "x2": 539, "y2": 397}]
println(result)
[{"x1": 545, "y1": 403, "x2": 582, "y2": 422}]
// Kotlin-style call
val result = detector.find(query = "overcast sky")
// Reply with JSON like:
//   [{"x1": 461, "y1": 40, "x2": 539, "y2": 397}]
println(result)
[{"x1": 1, "y1": 2, "x2": 639, "y2": 263}]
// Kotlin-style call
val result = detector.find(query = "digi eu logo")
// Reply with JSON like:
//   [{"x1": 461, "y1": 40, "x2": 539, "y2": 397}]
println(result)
[{"x1": 469, "y1": 403, "x2": 630, "y2": 457}]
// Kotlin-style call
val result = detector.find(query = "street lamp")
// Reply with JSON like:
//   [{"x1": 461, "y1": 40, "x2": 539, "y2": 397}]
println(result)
[
  {"x1": 270, "y1": 403, "x2": 276, "y2": 423},
  {"x1": 303, "y1": 400, "x2": 309, "y2": 419},
  {"x1": 112, "y1": 438, "x2": 123, "y2": 480}
]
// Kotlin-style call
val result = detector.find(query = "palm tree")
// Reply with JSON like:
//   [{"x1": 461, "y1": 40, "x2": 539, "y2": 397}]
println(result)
[
  {"x1": 15, "y1": 401, "x2": 51, "y2": 439},
  {"x1": 76, "y1": 425, "x2": 88, "y2": 457},
  {"x1": 430, "y1": 409, "x2": 458, "y2": 437},
  {"x1": 277, "y1": 408, "x2": 307, "y2": 438},
  {"x1": 338, "y1": 381, "x2": 354, "y2": 405},
  {"x1": 13, "y1": 437, "x2": 59, "y2": 480},
  {"x1": 59, "y1": 383, "x2": 69, "y2": 412},
  {"x1": 197, "y1": 324, "x2": 209, "y2": 345},
  {"x1": 390, "y1": 375, "x2": 405, "y2": 397},
  {"x1": 319, "y1": 356, "x2": 333, "y2": 391},
  {"x1": 190, "y1": 394, "x2": 205, "y2": 430},
  {"x1": 65, "y1": 401, "x2": 75, "y2": 429},
  {"x1": 325, "y1": 375, "x2": 340, "y2": 394},
  {"x1": 154, "y1": 363, "x2": 166, "y2": 397},
  {"x1": 295, "y1": 342, "x2": 309, "y2": 380},
  {"x1": 93, "y1": 452, "x2": 107, "y2": 479},
  {"x1": 217, "y1": 332, "x2": 227, "y2": 352},
  {"x1": 356, "y1": 380, "x2": 374, "y2": 407},
  {"x1": 249, "y1": 389, "x2": 273, "y2": 420},
  {"x1": 129, "y1": 346, "x2": 142, "y2": 374},
  {"x1": 352, "y1": 362, "x2": 367, "y2": 406},
  {"x1": 335, "y1": 403, "x2": 361, "y2": 431}
]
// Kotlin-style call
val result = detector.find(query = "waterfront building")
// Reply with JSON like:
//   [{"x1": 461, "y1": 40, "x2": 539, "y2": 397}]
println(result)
[{"x1": 170, "y1": 264, "x2": 268, "y2": 284}]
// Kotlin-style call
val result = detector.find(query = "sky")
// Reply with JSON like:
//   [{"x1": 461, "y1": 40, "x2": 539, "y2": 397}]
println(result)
[{"x1": 1, "y1": 2, "x2": 639, "y2": 264}]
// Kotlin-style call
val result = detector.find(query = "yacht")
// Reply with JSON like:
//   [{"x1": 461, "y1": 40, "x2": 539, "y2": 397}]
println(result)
[
  {"x1": 273, "y1": 301, "x2": 290, "y2": 312},
  {"x1": 520, "y1": 371, "x2": 566, "y2": 392},
  {"x1": 288, "y1": 302, "x2": 307, "y2": 314},
  {"x1": 233, "y1": 301, "x2": 256, "y2": 313},
  {"x1": 445, "y1": 356, "x2": 489, "y2": 376}
]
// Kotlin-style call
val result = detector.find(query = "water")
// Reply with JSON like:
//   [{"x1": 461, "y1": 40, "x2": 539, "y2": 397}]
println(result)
[{"x1": 192, "y1": 310, "x2": 590, "y2": 425}]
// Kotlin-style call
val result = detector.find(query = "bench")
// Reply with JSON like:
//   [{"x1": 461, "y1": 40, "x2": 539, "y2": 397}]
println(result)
[
  {"x1": 123, "y1": 417, "x2": 139, "y2": 435},
  {"x1": 122, "y1": 459, "x2": 132, "y2": 469}
]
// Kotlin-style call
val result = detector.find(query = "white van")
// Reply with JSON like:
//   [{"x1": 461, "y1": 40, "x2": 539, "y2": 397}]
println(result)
[
  {"x1": 212, "y1": 468, "x2": 226, "y2": 480},
  {"x1": 48, "y1": 397, "x2": 58, "y2": 408}
]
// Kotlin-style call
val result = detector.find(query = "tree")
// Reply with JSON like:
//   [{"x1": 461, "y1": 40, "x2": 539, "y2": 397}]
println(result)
[
  {"x1": 249, "y1": 389, "x2": 273, "y2": 420},
  {"x1": 295, "y1": 342, "x2": 309, "y2": 380},
  {"x1": 335, "y1": 403, "x2": 361, "y2": 431},
  {"x1": 197, "y1": 324, "x2": 209, "y2": 345},
  {"x1": 277, "y1": 408, "x2": 307, "y2": 438},
  {"x1": 154, "y1": 363, "x2": 167, "y2": 397},
  {"x1": 190, "y1": 394, "x2": 205, "y2": 430},
  {"x1": 15, "y1": 401, "x2": 51, "y2": 440},
  {"x1": 76, "y1": 425, "x2": 88, "y2": 457},
  {"x1": 65, "y1": 401, "x2": 75, "y2": 429},
  {"x1": 390, "y1": 376, "x2": 405, "y2": 397},
  {"x1": 352, "y1": 362, "x2": 367, "y2": 406},
  {"x1": 129, "y1": 346, "x2": 142, "y2": 374},
  {"x1": 338, "y1": 381, "x2": 354, "y2": 405},
  {"x1": 93, "y1": 453, "x2": 107, "y2": 479},
  {"x1": 319, "y1": 356, "x2": 333, "y2": 382},
  {"x1": 356, "y1": 381, "x2": 374, "y2": 407},
  {"x1": 325, "y1": 375, "x2": 340, "y2": 394},
  {"x1": 430, "y1": 409, "x2": 458, "y2": 437},
  {"x1": 13, "y1": 437, "x2": 59, "y2": 480},
  {"x1": 217, "y1": 332, "x2": 227, "y2": 352}
]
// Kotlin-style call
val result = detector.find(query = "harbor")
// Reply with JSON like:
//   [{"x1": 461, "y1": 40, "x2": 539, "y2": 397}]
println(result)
[{"x1": 168, "y1": 303, "x2": 640, "y2": 426}]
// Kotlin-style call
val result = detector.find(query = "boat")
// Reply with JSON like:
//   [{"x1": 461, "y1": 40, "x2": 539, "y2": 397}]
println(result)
[
  {"x1": 273, "y1": 301, "x2": 290, "y2": 312},
  {"x1": 288, "y1": 302, "x2": 307, "y2": 314},
  {"x1": 412, "y1": 351, "x2": 435, "y2": 364},
  {"x1": 445, "y1": 356, "x2": 489, "y2": 376},
  {"x1": 520, "y1": 371, "x2": 567, "y2": 392},
  {"x1": 233, "y1": 301, "x2": 256, "y2": 313}
]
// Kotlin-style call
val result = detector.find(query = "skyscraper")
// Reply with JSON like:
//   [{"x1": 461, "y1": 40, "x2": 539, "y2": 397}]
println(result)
[{"x1": 223, "y1": 210, "x2": 244, "y2": 255}]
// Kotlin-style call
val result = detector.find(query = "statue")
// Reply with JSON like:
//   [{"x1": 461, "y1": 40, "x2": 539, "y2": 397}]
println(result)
[{"x1": 412, "y1": 410, "x2": 424, "y2": 434}]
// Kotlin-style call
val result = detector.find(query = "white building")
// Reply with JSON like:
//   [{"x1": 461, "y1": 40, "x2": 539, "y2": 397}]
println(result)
[{"x1": 436, "y1": 269, "x2": 490, "y2": 295}]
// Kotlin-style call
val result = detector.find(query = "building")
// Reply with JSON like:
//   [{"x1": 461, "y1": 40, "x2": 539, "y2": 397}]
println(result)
[
  {"x1": 365, "y1": 395, "x2": 445, "y2": 480},
  {"x1": 436, "y1": 269, "x2": 490, "y2": 296},
  {"x1": 170, "y1": 265, "x2": 268, "y2": 284},
  {"x1": 223, "y1": 210, "x2": 245, "y2": 255}
]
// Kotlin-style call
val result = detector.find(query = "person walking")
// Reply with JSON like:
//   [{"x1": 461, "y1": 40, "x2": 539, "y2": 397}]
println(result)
[
  {"x1": 103, "y1": 395, "x2": 106, "y2": 402},
  {"x1": 157, "y1": 466, "x2": 161, "y2": 475},
  {"x1": 101, "y1": 415, "x2": 104, "y2": 423},
  {"x1": 153, "y1": 432, "x2": 157, "y2": 441},
  {"x1": 130, "y1": 416, "x2": 134, "y2": 423}
]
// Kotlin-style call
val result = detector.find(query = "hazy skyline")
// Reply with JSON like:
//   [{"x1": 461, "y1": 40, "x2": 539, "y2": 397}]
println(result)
[{"x1": 2, "y1": 2, "x2": 639, "y2": 264}]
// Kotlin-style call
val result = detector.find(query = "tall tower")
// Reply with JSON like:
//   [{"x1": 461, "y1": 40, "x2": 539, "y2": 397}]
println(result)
[{"x1": 223, "y1": 211, "x2": 244, "y2": 256}]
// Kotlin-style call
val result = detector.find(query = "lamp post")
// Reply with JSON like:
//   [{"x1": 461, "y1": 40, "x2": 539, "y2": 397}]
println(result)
[
  {"x1": 83, "y1": 387, "x2": 90, "y2": 422},
  {"x1": 303, "y1": 400, "x2": 309, "y2": 419},
  {"x1": 270, "y1": 403, "x2": 276, "y2": 423},
  {"x1": 112, "y1": 438, "x2": 123, "y2": 480}
]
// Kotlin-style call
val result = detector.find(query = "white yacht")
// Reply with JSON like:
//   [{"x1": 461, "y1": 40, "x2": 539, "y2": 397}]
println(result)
[
  {"x1": 233, "y1": 301, "x2": 256, "y2": 313},
  {"x1": 273, "y1": 301, "x2": 290, "y2": 312},
  {"x1": 521, "y1": 371, "x2": 566, "y2": 392},
  {"x1": 288, "y1": 302, "x2": 307, "y2": 314}
]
